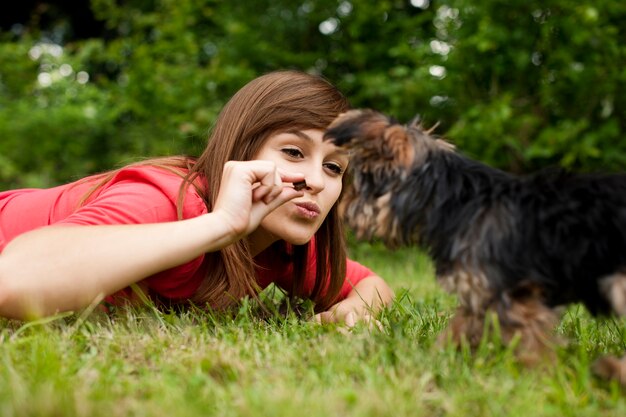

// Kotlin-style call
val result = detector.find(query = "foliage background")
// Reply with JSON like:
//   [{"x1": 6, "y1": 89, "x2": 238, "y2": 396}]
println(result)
[
  {"x1": 2, "y1": 2, "x2": 626, "y2": 415},
  {"x1": 1, "y1": 0, "x2": 624, "y2": 189}
]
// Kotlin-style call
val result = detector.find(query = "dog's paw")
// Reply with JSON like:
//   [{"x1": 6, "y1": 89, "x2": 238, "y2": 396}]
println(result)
[{"x1": 592, "y1": 354, "x2": 626, "y2": 385}]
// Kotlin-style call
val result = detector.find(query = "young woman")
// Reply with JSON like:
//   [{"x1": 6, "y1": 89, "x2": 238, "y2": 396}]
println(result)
[{"x1": 0, "y1": 70, "x2": 393, "y2": 323}]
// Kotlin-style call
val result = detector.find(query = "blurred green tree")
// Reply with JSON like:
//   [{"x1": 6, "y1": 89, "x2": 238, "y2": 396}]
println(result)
[
  {"x1": 0, "y1": 0, "x2": 624, "y2": 188},
  {"x1": 437, "y1": 0, "x2": 626, "y2": 172}
]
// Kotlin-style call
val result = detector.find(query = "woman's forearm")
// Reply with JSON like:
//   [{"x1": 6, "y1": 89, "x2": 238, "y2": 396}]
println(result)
[
  {"x1": 0, "y1": 160, "x2": 304, "y2": 320},
  {"x1": 0, "y1": 213, "x2": 234, "y2": 319}
]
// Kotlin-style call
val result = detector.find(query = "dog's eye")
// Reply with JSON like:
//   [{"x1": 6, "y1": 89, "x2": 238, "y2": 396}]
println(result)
[{"x1": 281, "y1": 148, "x2": 304, "y2": 159}]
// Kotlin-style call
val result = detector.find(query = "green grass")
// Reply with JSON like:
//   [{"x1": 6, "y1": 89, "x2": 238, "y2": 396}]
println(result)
[{"x1": 2, "y1": 241, "x2": 626, "y2": 416}]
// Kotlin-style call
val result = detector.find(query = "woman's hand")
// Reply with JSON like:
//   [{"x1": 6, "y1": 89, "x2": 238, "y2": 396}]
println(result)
[
  {"x1": 314, "y1": 299, "x2": 383, "y2": 331},
  {"x1": 212, "y1": 160, "x2": 305, "y2": 241},
  {"x1": 313, "y1": 275, "x2": 394, "y2": 331}
]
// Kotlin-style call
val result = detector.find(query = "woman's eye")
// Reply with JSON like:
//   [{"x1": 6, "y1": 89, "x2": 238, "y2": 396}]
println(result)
[
  {"x1": 325, "y1": 163, "x2": 344, "y2": 175},
  {"x1": 281, "y1": 148, "x2": 303, "y2": 158}
]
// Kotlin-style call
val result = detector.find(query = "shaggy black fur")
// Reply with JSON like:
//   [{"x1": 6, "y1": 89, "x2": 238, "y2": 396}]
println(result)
[{"x1": 325, "y1": 109, "x2": 626, "y2": 381}]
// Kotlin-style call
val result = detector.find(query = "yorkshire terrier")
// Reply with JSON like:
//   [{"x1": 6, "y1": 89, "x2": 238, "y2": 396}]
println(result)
[{"x1": 325, "y1": 109, "x2": 626, "y2": 384}]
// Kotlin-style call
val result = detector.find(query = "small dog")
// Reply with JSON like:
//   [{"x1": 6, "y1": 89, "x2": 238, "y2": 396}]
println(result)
[{"x1": 325, "y1": 109, "x2": 626, "y2": 383}]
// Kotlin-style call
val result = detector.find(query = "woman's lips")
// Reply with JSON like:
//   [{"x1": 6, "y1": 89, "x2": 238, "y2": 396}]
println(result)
[{"x1": 294, "y1": 201, "x2": 321, "y2": 219}]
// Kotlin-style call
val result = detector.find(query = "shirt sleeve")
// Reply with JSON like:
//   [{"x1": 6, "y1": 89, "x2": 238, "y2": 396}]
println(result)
[
  {"x1": 55, "y1": 170, "x2": 180, "y2": 227},
  {"x1": 55, "y1": 167, "x2": 206, "y2": 301}
]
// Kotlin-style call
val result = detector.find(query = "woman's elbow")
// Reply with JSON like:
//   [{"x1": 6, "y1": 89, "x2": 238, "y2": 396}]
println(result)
[
  {"x1": 371, "y1": 275, "x2": 395, "y2": 305},
  {"x1": 0, "y1": 257, "x2": 44, "y2": 320},
  {"x1": 353, "y1": 275, "x2": 395, "y2": 306}
]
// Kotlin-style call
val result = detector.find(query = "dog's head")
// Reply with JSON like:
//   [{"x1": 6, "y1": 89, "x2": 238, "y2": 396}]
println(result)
[
  {"x1": 325, "y1": 109, "x2": 454, "y2": 187},
  {"x1": 325, "y1": 109, "x2": 454, "y2": 245}
]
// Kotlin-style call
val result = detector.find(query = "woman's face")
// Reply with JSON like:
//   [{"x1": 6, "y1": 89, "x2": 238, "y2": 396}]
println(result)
[{"x1": 248, "y1": 128, "x2": 349, "y2": 251}]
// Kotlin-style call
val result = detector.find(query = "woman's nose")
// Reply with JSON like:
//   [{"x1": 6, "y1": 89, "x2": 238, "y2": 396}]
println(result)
[{"x1": 303, "y1": 166, "x2": 325, "y2": 193}]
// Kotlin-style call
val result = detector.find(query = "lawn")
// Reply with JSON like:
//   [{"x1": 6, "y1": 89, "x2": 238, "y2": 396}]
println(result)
[{"x1": 1, "y1": 240, "x2": 626, "y2": 416}]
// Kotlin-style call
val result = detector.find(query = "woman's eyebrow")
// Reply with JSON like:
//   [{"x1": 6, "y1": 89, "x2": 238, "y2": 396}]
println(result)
[
  {"x1": 291, "y1": 130, "x2": 314, "y2": 141},
  {"x1": 290, "y1": 131, "x2": 350, "y2": 155}
]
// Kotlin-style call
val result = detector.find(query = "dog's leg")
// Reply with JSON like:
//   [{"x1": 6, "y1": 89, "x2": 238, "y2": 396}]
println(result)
[
  {"x1": 437, "y1": 306, "x2": 487, "y2": 349},
  {"x1": 598, "y1": 272, "x2": 626, "y2": 316},
  {"x1": 592, "y1": 355, "x2": 626, "y2": 386},
  {"x1": 437, "y1": 282, "x2": 560, "y2": 366},
  {"x1": 492, "y1": 286, "x2": 561, "y2": 366},
  {"x1": 436, "y1": 269, "x2": 493, "y2": 349},
  {"x1": 593, "y1": 273, "x2": 626, "y2": 386}
]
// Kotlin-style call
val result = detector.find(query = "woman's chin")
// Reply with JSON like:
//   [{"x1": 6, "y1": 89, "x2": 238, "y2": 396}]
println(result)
[{"x1": 283, "y1": 232, "x2": 315, "y2": 246}]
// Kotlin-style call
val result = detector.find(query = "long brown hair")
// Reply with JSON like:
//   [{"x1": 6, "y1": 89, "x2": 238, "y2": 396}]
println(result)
[
  {"x1": 186, "y1": 70, "x2": 350, "y2": 312},
  {"x1": 79, "y1": 70, "x2": 350, "y2": 312}
]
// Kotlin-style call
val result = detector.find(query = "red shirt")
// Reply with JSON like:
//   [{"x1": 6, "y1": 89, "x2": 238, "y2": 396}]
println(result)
[{"x1": 0, "y1": 166, "x2": 373, "y2": 302}]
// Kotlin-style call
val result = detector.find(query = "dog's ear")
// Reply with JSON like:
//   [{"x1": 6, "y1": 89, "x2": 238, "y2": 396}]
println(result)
[
  {"x1": 434, "y1": 137, "x2": 456, "y2": 152},
  {"x1": 325, "y1": 109, "x2": 389, "y2": 147},
  {"x1": 326, "y1": 109, "x2": 417, "y2": 168},
  {"x1": 408, "y1": 114, "x2": 422, "y2": 129},
  {"x1": 407, "y1": 117, "x2": 455, "y2": 153},
  {"x1": 382, "y1": 124, "x2": 416, "y2": 168}
]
